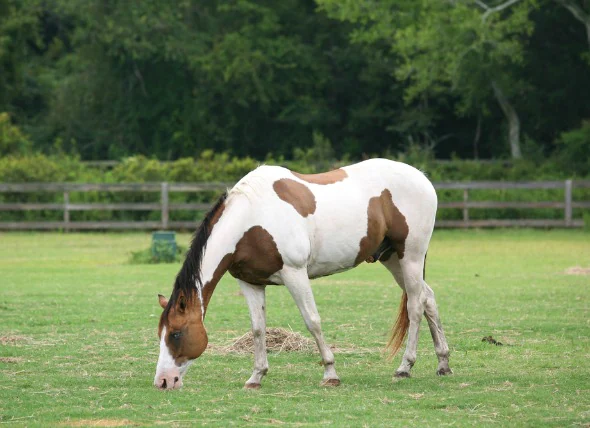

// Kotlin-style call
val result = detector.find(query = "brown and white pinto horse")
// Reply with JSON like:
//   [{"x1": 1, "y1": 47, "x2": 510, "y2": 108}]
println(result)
[{"x1": 155, "y1": 158, "x2": 451, "y2": 390}]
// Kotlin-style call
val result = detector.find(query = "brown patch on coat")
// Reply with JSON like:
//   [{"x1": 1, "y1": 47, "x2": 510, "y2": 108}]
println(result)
[
  {"x1": 355, "y1": 189, "x2": 409, "y2": 265},
  {"x1": 273, "y1": 178, "x2": 316, "y2": 217},
  {"x1": 229, "y1": 226, "x2": 284, "y2": 285},
  {"x1": 291, "y1": 168, "x2": 348, "y2": 185}
]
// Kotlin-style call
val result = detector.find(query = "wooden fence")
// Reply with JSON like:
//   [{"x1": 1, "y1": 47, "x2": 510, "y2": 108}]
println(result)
[
  {"x1": 434, "y1": 180, "x2": 589, "y2": 228},
  {"x1": 0, "y1": 180, "x2": 588, "y2": 230}
]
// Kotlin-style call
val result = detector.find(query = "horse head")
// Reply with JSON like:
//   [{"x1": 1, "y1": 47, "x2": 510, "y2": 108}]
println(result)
[{"x1": 154, "y1": 291, "x2": 207, "y2": 390}]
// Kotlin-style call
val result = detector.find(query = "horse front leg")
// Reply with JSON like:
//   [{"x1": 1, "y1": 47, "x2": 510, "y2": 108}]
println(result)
[
  {"x1": 238, "y1": 280, "x2": 269, "y2": 389},
  {"x1": 281, "y1": 267, "x2": 340, "y2": 386}
]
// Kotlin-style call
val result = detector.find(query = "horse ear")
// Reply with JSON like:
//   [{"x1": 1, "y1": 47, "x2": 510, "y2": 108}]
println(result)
[
  {"x1": 158, "y1": 294, "x2": 168, "y2": 309},
  {"x1": 178, "y1": 294, "x2": 187, "y2": 312}
]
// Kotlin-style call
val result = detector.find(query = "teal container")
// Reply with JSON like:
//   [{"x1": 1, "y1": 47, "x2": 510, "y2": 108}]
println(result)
[{"x1": 152, "y1": 231, "x2": 177, "y2": 261}]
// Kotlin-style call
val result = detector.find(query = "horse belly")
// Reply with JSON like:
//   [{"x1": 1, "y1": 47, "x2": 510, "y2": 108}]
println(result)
[{"x1": 306, "y1": 200, "x2": 369, "y2": 279}]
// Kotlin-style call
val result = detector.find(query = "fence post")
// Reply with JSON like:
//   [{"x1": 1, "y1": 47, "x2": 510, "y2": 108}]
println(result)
[
  {"x1": 463, "y1": 189, "x2": 469, "y2": 226},
  {"x1": 161, "y1": 182, "x2": 169, "y2": 229},
  {"x1": 63, "y1": 191, "x2": 70, "y2": 232},
  {"x1": 565, "y1": 179, "x2": 572, "y2": 227}
]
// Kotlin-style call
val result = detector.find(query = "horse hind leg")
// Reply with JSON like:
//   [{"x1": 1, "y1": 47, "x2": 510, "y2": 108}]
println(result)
[
  {"x1": 423, "y1": 282, "x2": 452, "y2": 375},
  {"x1": 381, "y1": 256, "x2": 422, "y2": 377},
  {"x1": 280, "y1": 266, "x2": 340, "y2": 386},
  {"x1": 238, "y1": 279, "x2": 269, "y2": 389},
  {"x1": 382, "y1": 254, "x2": 452, "y2": 377}
]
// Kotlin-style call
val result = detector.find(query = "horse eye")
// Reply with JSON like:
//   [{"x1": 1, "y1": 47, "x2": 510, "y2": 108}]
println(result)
[{"x1": 171, "y1": 332, "x2": 182, "y2": 340}]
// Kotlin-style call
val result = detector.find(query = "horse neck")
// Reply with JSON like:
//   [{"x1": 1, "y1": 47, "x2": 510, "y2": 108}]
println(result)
[{"x1": 198, "y1": 195, "x2": 248, "y2": 316}]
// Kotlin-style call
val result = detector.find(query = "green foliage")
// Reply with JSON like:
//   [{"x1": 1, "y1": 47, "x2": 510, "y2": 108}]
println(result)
[
  {"x1": 0, "y1": 152, "x2": 588, "y2": 224},
  {"x1": 0, "y1": 0, "x2": 43, "y2": 114},
  {"x1": 407, "y1": 0, "x2": 535, "y2": 115},
  {"x1": 0, "y1": 112, "x2": 32, "y2": 155},
  {"x1": 0, "y1": 0, "x2": 588, "y2": 161},
  {"x1": 555, "y1": 120, "x2": 590, "y2": 176},
  {"x1": 109, "y1": 156, "x2": 167, "y2": 183},
  {"x1": 292, "y1": 131, "x2": 336, "y2": 172},
  {"x1": 129, "y1": 243, "x2": 186, "y2": 264},
  {"x1": 391, "y1": 142, "x2": 435, "y2": 173},
  {"x1": 319, "y1": 0, "x2": 541, "y2": 158},
  {"x1": 0, "y1": 152, "x2": 88, "y2": 182}
]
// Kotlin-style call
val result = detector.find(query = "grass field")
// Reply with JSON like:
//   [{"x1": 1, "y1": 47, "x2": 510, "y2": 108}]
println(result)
[{"x1": 1, "y1": 230, "x2": 589, "y2": 427}]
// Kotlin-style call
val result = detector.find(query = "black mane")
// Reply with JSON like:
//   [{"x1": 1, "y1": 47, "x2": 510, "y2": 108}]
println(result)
[{"x1": 164, "y1": 191, "x2": 228, "y2": 312}]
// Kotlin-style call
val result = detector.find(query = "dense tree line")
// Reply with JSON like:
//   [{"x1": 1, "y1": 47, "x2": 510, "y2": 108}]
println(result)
[{"x1": 0, "y1": 0, "x2": 589, "y2": 162}]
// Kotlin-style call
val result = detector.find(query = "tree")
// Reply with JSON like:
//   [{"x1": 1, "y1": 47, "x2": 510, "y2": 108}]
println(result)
[
  {"x1": 318, "y1": 0, "x2": 537, "y2": 159},
  {"x1": 35, "y1": 0, "x2": 360, "y2": 159},
  {"x1": 0, "y1": 112, "x2": 32, "y2": 155},
  {"x1": 555, "y1": 0, "x2": 590, "y2": 53},
  {"x1": 0, "y1": 0, "x2": 43, "y2": 119},
  {"x1": 1, "y1": 0, "x2": 588, "y2": 161}
]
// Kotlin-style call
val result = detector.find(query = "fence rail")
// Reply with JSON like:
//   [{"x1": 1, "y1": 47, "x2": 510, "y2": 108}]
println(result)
[{"x1": 0, "y1": 180, "x2": 588, "y2": 230}]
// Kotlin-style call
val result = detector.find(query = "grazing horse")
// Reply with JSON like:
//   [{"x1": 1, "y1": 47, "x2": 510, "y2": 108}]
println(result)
[{"x1": 154, "y1": 158, "x2": 451, "y2": 390}]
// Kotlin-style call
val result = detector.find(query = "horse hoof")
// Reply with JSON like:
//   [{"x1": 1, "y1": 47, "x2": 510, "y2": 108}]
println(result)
[
  {"x1": 437, "y1": 367, "x2": 453, "y2": 376},
  {"x1": 394, "y1": 371, "x2": 411, "y2": 378},
  {"x1": 244, "y1": 383, "x2": 261, "y2": 390},
  {"x1": 320, "y1": 378, "x2": 341, "y2": 387}
]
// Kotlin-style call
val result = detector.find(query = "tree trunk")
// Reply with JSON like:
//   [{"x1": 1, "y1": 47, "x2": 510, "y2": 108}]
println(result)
[
  {"x1": 491, "y1": 81, "x2": 522, "y2": 159},
  {"x1": 555, "y1": 0, "x2": 590, "y2": 51},
  {"x1": 473, "y1": 113, "x2": 481, "y2": 159}
]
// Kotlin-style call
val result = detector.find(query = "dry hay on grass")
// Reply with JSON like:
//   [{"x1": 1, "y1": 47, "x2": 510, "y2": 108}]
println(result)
[
  {"x1": 62, "y1": 419, "x2": 136, "y2": 427},
  {"x1": 214, "y1": 327, "x2": 315, "y2": 355},
  {"x1": 565, "y1": 266, "x2": 590, "y2": 275}
]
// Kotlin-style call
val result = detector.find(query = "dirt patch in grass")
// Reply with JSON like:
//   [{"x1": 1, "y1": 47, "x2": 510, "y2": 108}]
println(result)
[
  {"x1": 0, "y1": 357, "x2": 23, "y2": 363},
  {"x1": 211, "y1": 327, "x2": 315, "y2": 354},
  {"x1": 0, "y1": 335, "x2": 31, "y2": 345},
  {"x1": 564, "y1": 266, "x2": 590, "y2": 275},
  {"x1": 62, "y1": 419, "x2": 137, "y2": 427}
]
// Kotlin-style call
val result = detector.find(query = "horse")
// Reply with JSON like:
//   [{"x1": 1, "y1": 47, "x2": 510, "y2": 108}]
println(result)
[{"x1": 154, "y1": 158, "x2": 452, "y2": 390}]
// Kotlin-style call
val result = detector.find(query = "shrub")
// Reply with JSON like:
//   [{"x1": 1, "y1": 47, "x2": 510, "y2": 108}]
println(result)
[
  {"x1": 0, "y1": 113, "x2": 32, "y2": 156},
  {"x1": 0, "y1": 151, "x2": 588, "y2": 223},
  {"x1": 129, "y1": 244, "x2": 187, "y2": 264},
  {"x1": 555, "y1": 121, "x2": 590, "y2": 177}
]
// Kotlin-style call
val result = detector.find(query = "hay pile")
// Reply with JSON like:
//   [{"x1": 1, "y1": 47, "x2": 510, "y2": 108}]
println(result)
[{"x1": 222, "y1": 327, "x2": 315, "y2": 354}]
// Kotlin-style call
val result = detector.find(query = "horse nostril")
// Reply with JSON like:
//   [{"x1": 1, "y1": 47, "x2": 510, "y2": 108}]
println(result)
[
  {"x1": 161, "y1": 379, "x2": 167, "y2": 389},
  {"x1": 174, "y1": 377, "x2": 179, "y2": 384}
]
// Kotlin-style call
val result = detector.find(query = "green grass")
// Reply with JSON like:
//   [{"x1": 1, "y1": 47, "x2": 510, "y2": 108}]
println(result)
[{"x1": 1, "y1": 230, "x2": 589, "y2": 427}]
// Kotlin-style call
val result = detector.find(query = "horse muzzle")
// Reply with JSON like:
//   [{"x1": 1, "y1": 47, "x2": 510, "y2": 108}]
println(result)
[{"x1": 154, "y1": 369, "x2": 183, "y2": 390}]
